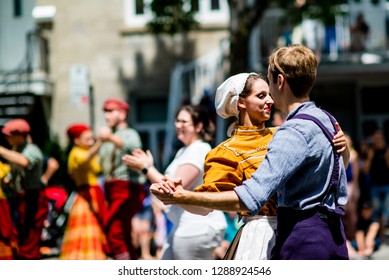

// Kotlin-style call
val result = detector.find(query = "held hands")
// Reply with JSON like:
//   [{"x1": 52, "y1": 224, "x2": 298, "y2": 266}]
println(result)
[
  {"x1": 98, "y1": 127, "x2": 112, "y2": 142},
  {"x1": 149, "y1": 175, "x2": 185, "y2": 205}
]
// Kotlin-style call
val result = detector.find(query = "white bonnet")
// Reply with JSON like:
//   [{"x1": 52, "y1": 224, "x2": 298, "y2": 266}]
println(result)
[
  {"x1": 215, "y1": 73, "x2": 258, "y2": 136},
  {"x1": 215, "y1": 73, "x2": 257, "y2": 119}
]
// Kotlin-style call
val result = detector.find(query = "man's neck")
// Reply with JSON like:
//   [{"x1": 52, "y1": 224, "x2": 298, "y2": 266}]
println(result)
[
  {"x1": 285, "y1": 97, "x2": 310, "y2": 115},
  {"x1": 114, "y1": 122, "x2": 128, "y2": 131}
]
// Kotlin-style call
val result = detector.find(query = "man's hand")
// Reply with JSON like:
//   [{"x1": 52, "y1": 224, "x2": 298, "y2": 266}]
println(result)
[
  {"x1": 98, "y1": 127, "x2": 112, "y2": 142},
  {"x1": 149, "y1": 176, "x2": 186, "y2": 205}
]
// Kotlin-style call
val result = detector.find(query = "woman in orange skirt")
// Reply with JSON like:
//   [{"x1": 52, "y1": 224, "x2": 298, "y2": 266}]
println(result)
[{"x1": 59, "y1": 123, "x2": 109, "y2": 260}]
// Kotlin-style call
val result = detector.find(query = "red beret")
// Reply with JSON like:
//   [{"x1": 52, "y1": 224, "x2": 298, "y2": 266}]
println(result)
[
  {"x1": 2, "y1": 118, "x2": 31, "y2": 136},
  {"x1": 66, "y1": 123, "x2": 90, "y2": 142},
  {"x1": 103, "y1": 98, "x2": 129, "y2": 112}
]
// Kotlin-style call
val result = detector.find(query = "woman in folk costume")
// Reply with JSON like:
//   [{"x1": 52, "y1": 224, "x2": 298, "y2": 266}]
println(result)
[
  {"x1": 0, "y1": 161, "x2": 18, "y2": 259},
  {"x1": 60, "y1": 123, "x2": 109, "y2": 259},
  {"x1": 194, "y1": 73, "x2": 278, "y2": 259}
]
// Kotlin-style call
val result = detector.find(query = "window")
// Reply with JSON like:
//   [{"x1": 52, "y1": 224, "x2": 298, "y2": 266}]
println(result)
[
  {"x1": 191, "y1": 0, "x2": 199, "y2": 11},
  {"x1": 136, "y1": 98, "x2": 167, "y2": 123},
  {"x1": 211, "y1": 0, "x2": 220, "y2": 10},
  {"x1": 14, "y1": 0, "x2": 22, "y2": 17},
  {"x1": 124, "y1": 0, "x2": 229, "y2": 29},
  {"x1": 135, "y1": 0, "x2": 144, "y2": 15}
]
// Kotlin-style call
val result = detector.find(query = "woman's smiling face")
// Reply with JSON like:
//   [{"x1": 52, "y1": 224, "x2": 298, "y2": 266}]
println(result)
[{"x1": 175, "y1": 109, "x2": 200, "y2": 146}]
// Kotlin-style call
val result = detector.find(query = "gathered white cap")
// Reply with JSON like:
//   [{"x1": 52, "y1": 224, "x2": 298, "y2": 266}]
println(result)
[{"x1": 215, "y1": 72, "x2": 258, "y2": 136}]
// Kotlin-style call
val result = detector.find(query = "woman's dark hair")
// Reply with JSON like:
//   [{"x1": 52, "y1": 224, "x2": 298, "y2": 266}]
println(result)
[
  {"x1": 177, "y1": 105, "x2": 215, "y2": 144},
  {"x1": 239, "y1": 73, "x2": 266, "y2": 99}
]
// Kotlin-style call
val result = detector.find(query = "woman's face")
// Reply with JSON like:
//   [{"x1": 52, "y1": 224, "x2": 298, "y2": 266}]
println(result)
[
  {"x1": 240, "y1": 78, "x2": 273, "y2": 126},
  {"x1": 175, "y1": 109, "x2": 200, "y2": 146},
  {"x1": 75, "y1": 130, "x2": 95, "y2": 149}
]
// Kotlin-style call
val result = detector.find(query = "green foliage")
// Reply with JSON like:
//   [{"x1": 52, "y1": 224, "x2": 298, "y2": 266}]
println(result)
[{"x1": 147, "y1": 0, "x2": 199, "y2": 35}]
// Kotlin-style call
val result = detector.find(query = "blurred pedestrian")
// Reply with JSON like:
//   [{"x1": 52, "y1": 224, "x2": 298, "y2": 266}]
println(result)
[
  {"x1": 350, "y1": 12, "x2": 370, "y2": 52},
  {"x1": 123, "y1": 105, "x2": 227, "y2": 260},
  {"x1": 98, "y1": 98, "x2": 145, "y2": 260},
  {"x1": 350, "y1": 201, "x2": 381, "y2": 259},
  {"x1": 59, "y1": 123, "x2": 109, "y2": 259},
  {"x1": 0, "y1": 118, "x2": 48, "y2": 259},
  {"x1": 343, "y1": 133, "x2": 360, "y2": 258},
  {"x1": 362, "y1": 129, "x2": 389, "y2": 242}
]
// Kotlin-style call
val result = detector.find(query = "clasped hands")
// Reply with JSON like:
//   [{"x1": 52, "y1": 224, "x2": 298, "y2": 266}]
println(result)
[{"x1": 150, "y1": 175, "x2": 185, "y2": 205}]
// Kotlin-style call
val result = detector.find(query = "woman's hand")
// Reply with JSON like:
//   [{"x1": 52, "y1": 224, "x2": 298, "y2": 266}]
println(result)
[
  {"x1": 333, "y1": 123, "x2": 347, "y2": 153},
  {"x1": 122, "y1": 148, "x2": 154, "y2": 172}
]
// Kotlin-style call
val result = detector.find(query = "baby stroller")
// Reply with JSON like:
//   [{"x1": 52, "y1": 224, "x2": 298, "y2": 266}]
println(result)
[{"x1": 40, "y1": 185, "x2": 71, "y2": 257}]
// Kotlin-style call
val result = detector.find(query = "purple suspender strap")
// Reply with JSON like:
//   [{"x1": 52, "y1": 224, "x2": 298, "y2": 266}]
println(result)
[{"x1": 291, "y1": 111, "x2": 340, "y2": 206}]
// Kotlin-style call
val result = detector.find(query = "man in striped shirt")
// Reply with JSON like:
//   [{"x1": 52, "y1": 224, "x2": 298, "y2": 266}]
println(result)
[{"x1": 0, "y1": 118, "x2": 48, "y2": 259}]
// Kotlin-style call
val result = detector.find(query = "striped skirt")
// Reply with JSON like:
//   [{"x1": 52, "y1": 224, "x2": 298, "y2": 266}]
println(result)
[{"x1": 59, "y1": 185, "x2": 109, "y2": 260}]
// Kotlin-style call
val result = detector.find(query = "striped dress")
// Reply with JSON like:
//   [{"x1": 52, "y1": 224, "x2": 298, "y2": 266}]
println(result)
[{"x1": 59, "y1": 146, "x2": 109, "y2": 260}]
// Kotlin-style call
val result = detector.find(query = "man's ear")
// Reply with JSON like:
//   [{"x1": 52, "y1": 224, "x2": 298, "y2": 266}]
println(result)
[
  {"x1": 278, "y1": 74, "x2": 285, "y2": 89},
  {"x1": 118, "y1": 110, "x2": 127, "y2": 121}
]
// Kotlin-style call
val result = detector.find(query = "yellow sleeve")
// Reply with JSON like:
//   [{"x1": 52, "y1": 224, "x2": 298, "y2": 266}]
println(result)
[
  {"x1": 0, "y1": 161, "x2": 10, "y2": 180},
  {"x1": 68, "y1": 147, "x2": 101, "y2": 174},
  {"x1": 67, "y1": 147, "x2": 84, "y2": 175},
  {"x1": 89, "y1": 155, "x2": 102, "y2": 175},
  {"x1": 194, "y1": 145, "x2": 243, "y2": 192},
  {"x1": 68, "y1": 147, "x2": 101, "y2": 186}
]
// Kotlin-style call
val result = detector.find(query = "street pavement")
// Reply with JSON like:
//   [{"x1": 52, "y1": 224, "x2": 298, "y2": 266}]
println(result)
[
  {"x1": 371, "y1": 243, "x2": 389, "y2": 260},
  {"x1": 364, "y1": 228, "x2": 389, "y2": 260}
]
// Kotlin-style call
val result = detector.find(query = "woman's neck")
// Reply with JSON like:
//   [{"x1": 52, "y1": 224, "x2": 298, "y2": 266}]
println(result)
[
  {"x1": 239, "y1": 113, "x2": 265, "y2": 129},
  {"x1": 241, "y1": 120, "x2": 265, "y2": 129},
  {"x1": 184, "y1": 137, "x2": 201, "y2": 147}
]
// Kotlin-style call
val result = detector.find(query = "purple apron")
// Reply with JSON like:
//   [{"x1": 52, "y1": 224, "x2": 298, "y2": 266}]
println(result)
[
  {"x1": 270, "y1": 111, "x2": 349, "y2": 260},
  {"x1": 271, "y1": 206, "x2": 348, "y2": 259}
]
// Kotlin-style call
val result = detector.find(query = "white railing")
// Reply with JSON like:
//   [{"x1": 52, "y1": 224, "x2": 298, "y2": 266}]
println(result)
[{"x1": 162, "y1": 39, "x2": 229, "y2": 168}]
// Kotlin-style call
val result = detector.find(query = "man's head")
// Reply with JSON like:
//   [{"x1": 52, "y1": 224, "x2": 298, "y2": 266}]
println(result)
[
  {"x1": 1, "y1": 118, "x2": 31, "y2": 146},
  {"x1": 102, "y1": 98, "x2": 129, "y2": 129},
  {"x1": 268, "y1": 44, "x2": 317, "y2": 99},
  {"x1": 103, "y1": 98, "x2": 130, "y2": 112}
]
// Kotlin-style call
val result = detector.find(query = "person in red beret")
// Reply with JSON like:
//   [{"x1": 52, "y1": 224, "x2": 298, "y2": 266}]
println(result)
[
  {"x1": 98, "y1": 98, "x2": 145, "y2": 260},
  {"x1": 0, "y1": 118, "x2": 48, "y2": 259},
  {"x1": 59, "y1": 123, "x2": 110, "y2": 259},
  {"x1": 102, "y1": 98, "x2": 130, "y2": 112}
]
